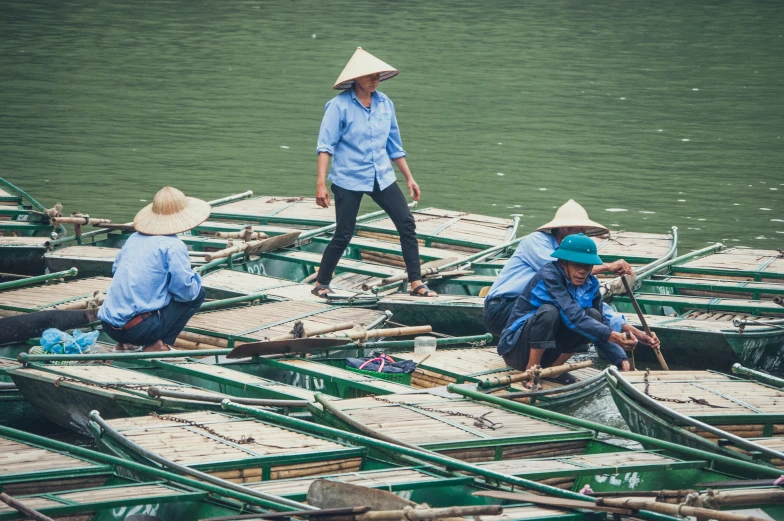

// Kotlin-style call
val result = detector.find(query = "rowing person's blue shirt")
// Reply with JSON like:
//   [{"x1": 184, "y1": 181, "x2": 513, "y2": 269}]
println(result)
[
  {"x1": 97, "y1": 232, "x2": 202, "y2": 328},
  {"x1": 316, "y1": 89, "x2": 406, "y2": 192},
  {"x1": 485, "y1": 230, "x2": 626, "y2": 332}
]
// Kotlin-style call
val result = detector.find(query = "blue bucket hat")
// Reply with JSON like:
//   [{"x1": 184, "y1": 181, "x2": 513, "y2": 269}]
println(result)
[{"x1": 551, "y1": 233, "x2": 603, "y2": 266}]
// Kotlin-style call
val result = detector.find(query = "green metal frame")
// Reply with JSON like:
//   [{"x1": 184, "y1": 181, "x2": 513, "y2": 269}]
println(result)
[
  {"x1": 0, "y1": 178, "x2": 46, "y2": 212},
  {"x1": 613, "y1": 293, "x2": 784, "y2": 316},
  {"x1": 641, "y1": 276, "x2": 784, "y2": 299}
]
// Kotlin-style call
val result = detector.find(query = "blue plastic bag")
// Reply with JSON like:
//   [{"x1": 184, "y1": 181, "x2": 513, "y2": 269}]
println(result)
[{"x1": 40, "y1": 328, "x2": 99, "y2": 355}]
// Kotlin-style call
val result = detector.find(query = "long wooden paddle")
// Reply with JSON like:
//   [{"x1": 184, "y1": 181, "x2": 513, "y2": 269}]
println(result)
[
  {"x1": 472, "y1": 490, "x2": 631, "y2": 516},
  {"x1": 620, "y1": 275, "x2": 669, "y2": 371},
  {"x1": 226, "y1": 337, "x2": 352, "y2": 358}
]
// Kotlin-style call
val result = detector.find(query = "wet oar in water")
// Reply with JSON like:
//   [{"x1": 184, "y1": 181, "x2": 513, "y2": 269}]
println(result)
[{"x1": 620, "y1": 274, "x2": 669, "y2": 371}]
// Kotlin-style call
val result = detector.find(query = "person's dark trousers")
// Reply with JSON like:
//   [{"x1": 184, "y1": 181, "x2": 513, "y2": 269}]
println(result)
[
  {"x1": 101, "y1": 288, "x2": 206, "y2": 346},
  {"x1": 483, "y1": 296, "x2": 517, "y2": 337},
  {"x1": 316, "y1": 180, "x2": 421, "y2": 285},
  {"x1": 502, "y1": 303, "x2": 594, "y2": 370}
]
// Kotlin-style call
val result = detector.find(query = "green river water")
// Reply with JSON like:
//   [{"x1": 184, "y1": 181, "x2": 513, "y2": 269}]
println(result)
[{"x1": 1, "y1": 0, "x2": 782, "y2": 251}]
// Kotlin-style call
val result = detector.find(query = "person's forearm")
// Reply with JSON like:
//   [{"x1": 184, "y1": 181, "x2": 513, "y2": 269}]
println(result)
[
  {"x1": 392, "y1": 157, "x2": 413, "y2": 181},
  {"x1": 317, "y1": 152, "x2": 331, "y2": 186},
  {"x1": 592, "y1": 263, "x2": 611, "y2": 275}
]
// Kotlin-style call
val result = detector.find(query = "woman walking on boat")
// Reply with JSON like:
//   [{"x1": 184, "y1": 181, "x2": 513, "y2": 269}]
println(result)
[{"x1": 312, "y1": 47, "x2": 436, "y2": 298}]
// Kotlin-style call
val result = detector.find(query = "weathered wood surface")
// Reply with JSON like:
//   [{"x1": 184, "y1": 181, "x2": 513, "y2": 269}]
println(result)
[
  {"x1": 0, "y1": 438, "x2": 98, "y2": 476},
  {"x1": 46, "y1": 245, "x2": 120, "y2": 260},
  {"x1": 201, "y1": 270, "x2": 361, "y2": 301},
  {"x1": 674, "y1": 248, "x2": 784, "y2": 280},
  {"x1": 248, "y1": 468, "x2": 438, "y2": 496},
  {"x1": 0, "y1": 484, "x2": 186, "y2": 514},
  {"x1": 0, "y1": 277, "x2": 110, "y2": 311},
  {"x1": 211, "y1": 196, "x2": 336, "y2": 222}
]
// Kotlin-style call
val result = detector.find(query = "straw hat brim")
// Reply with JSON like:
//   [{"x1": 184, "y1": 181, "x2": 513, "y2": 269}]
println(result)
[
  {"x1": 536, "y1": 218, "x2": 609, "y2": 237},
  {"x1": 133, "y1": 197, "x2": 211, "y2": 236},
  {"x1": 334, "y1": 70, "x2": 399, "y2": 90}
]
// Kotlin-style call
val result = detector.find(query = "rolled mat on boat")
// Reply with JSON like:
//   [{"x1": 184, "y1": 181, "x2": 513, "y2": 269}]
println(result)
[{"x1": 0, "y1": 310, "x2": 95, "y2": 344}]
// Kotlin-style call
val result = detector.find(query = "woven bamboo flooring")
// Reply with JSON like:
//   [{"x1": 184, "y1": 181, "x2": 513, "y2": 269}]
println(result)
[
  {"x1": 0, "y1": 484, "x2": 184, "y2": 514},
  {"x1": 11, "y1": 364, "x2": 229, "y2": 400},
  {"x1": 380, "y1": 293, "x2": 483, "y2": 305},
  {"x1": 628, "y1": 311, "x2": 777, "y2": 332},
  {"x1": 629, "y1": 293, "x2": 784, "y2": 315},
  {"x1": 630, "y1": 377, "x2": 784, "y2": 415},
  {"x1": 106, "y1": 412, "x2": 361, "y2": 481},
  {"x1": 212, "y1": 196, "x2": 336, "y2": 222},
  {"x1": 593, "y1": 232, "x2": 673, "y2": 260},
  {"x1": 674, "y1": 248, "x2": 784, "y2": 280},
  {"x1": 201, "y1": 270, "x2": 361, "y2": 301},
  {"x1": 248, "y1": 468, "x2": 438, "y2": 496},
  {"x1": 478, "y1": 450, "x2": 678, "y2": 476},
  {"x1": 358, "y1": 208, "x2": 514, "y2": 250},
  {"x1": 325, "y1": 392, "x2": 584, "y2": 462},
  {"x1": 184, "y1": 300, "x2": 386, "y2": 341},
  {"x1": 347, "y1": 236, "x2": 470, "y2": 262},
  {"x1": 0, "y1": 437, "x2": 98, "y2": 476},
  {"x1": 161, "y1": 360, "x2": 317, "y2": 401},
  {"x1": 649, "y1": 275, "x2": 784, "y2": 299},
  {"x1": 46, "y1": 245, "x2": 120, "y2": 259},
  {"x1": 0, "y1": 277, "x2": 110, "y2": 311},
  {"x1": 481, "y1": 505, "x2": 572, "y2": 520}
]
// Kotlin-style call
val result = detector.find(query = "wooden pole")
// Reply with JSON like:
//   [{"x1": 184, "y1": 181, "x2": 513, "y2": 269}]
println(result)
[
  {"x1": 479, "y1": 360, "x2": 593, "y2": 389},
  {"x1": 620, "y1": 274, "x2": 669, "y2": 371},
  {"x1": 597, "y1": 496, "x2": 771, "y2": 521},
  {"x1": 321, "y1": 325, "x2": 432, "y2": 341},
  {"x1": 355, "y1": 505, "x2": 502, "y2": 521},
  {"x1": 0, "y1": 493, "x2": 54, "y2": 521}
]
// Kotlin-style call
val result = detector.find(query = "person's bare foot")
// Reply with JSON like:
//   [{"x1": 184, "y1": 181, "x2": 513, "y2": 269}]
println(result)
[
  {"x1": 113, "y1": 342, "x2": 137, "y2": 352},
  {"x1": 142, "y1": 340, "x2": 170, "y2": 352}
]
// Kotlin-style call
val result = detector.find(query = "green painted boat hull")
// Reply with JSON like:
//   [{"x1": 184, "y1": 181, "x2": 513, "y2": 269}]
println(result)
[{"x1": 378, "y1": 299, "x2": 484, "y2": 336}]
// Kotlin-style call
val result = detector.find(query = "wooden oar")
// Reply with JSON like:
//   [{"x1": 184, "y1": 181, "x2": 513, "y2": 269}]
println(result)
[
  {"x1": 472, "y1": 490, "x2": 631, "y2": 516},
  {"x1": 204, "y1": 231, "x2": 300, "y2": 261},
  {"x1": 620, "y1": 274, "x2": 669, "y2": 371},
  {"x1": 597, "y1": 496, "x2": 772, "y2": 521}
]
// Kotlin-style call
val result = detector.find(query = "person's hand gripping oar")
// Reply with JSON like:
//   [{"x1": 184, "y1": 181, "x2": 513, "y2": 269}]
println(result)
[{"x1": 620, "y1": 274, "x2": 669, "y2": 371}]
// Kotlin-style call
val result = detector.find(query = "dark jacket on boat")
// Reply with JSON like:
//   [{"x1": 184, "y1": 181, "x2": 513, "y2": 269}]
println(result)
[{"x1": 497, "y1": 261, "x2": 619, "y2": 361}]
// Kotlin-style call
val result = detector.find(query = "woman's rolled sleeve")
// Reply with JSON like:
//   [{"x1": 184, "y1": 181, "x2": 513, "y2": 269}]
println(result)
[
  {"x1": 385, "y1": 104, "x2": 406, "y2": 159},
  {"x1": 166, "y1": 245, "x2": 202, "y2": 303},
  {"x1": 316, "y1": 100, "x2": 342, "y2": 155}
]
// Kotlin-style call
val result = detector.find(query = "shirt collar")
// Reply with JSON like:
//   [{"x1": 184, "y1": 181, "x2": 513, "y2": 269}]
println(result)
[{"x1": 349, "y1": 88, "x2": 382, "y2": 110}]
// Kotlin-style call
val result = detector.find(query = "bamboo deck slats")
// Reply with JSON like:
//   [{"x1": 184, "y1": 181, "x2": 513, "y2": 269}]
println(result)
[
  {"x1": 184, "y1": 300, "x2": 386, "y2": 341},
  {"x1": 106, "y1": 412, "x2": 362, "y2": 482},
  {"x1": 274, "y1": 359, "x2": 414, "y2": 394},
  {"x1": 592, "y1": 232, "x2": 673, "y2": 261},
  {"x1": 673, "y1": 248, "x2": 784, "y2": 281},
  {"x1": 10, "y1": 363, "x2": 230, "y2": 400},
  {"x1": 0, "y1": 438, "x2": 97, "y2": 475},
  {"x1": 630, "y1": 379, "x2": 784, "y2": 415},
  {"x1": 323, "y1": 392, "x2": 587, "y2": 462},
  {"x1": 211, "y1": 196, "x2": 336, "y2": 223},
  {"x1": 0, "y1": 484, "x2": 187, "y2": 515},
  {"x1": 0, "y1": 237, "x2": 49, "y2": 246},
  {"x1": 0, "y1": 277, "x2": 110, "y2": 311},
  {"x1": 627, "y1": 312, "x2": 777, "y2": 332},
  {"x1": 628, "y1": 293, "x2": 784, "y2": 315},
  {"x1": 247, "y1": 468, "x2": 438, "y2": 497},
  {"x1": 357, "y1": 208, "x2": 514, "y2": 251},
  {"x1": 380, "y1": 294, "x2": 483, "y2": 305},
  {"x1": 647, "y1": 276, "x2": 784, "y2": 299},
  {"x1": 481, "y1": 505, "x2": 575, "y2": 520},
  {"x1": 346, "y1": 236, "x2": 470, "y2": 262},
  {"x1": 201, "y1": 270, "x2": 362, "y2": 301},
  {"x1": 46, "y1": 245, "x2": 120, "y2": 259}
]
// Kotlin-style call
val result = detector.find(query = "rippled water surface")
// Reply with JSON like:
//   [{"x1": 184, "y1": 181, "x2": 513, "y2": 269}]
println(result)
[{"x1": 1, "y1": 0, "x2": 782, "y2": 251}]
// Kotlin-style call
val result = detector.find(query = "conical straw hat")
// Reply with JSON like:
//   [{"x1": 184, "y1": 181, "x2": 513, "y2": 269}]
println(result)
[
  {"x1": 333, "y1": 47, "x2": 398, "y2": 90},
  {"x1": 133, "y1": 187, "x2": 211, "y2": 236},
  {"x1": 536, "y1": 200, "x2": 609, "y2": 237}
]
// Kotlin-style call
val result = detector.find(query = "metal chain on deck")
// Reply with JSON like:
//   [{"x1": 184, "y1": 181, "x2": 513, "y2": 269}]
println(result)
[
  {"x1": 643, "y1": 369, "x2": 728, "y2": 409},
  {"x1": 265, "y1": 196, "x2": 304, "y2": 203},
  {"x1": 370, "y1": 395, "x2": 504, "y2": 430},
  {"x1": 148, "y1": 412, "x2": 256, "y2": 445}
]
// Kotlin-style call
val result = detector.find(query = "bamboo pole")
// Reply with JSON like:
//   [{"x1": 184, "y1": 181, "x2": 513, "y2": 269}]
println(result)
[
  {"x1": 621, "y1": 275, "x2": 669, "y2": 371},
  {"x1": 50, "y1": 216, "x2": 112, "y2": 227},
  {"x1": 269, "y1": 321, "x2": 356, "y2": 341},
  {"x1": 479, "y1": 360, "x2": 593, "y2": 389},
  {"x1": 596, "y1": 497, "x2": 771, "y2": 521},
  {"x1": 0, "y1": 268, "x2": 78, "y2": 292},
  {"x1": 355, "y1": 505, "x2": 501, "y2": 521},
  {"x1": 320, "y1": 325, "x2": 432, "y2": 341}
]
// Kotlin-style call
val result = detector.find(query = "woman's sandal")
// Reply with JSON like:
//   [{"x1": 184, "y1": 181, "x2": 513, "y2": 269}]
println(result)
[
  {"x1": 409, "y1": 283, "x2": 437, "y2": 297},
  {"x1": 311, "y1": 284, "x2": 335, "y2": 298}
]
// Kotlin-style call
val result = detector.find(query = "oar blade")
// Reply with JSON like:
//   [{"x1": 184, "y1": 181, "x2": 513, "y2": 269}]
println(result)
[{"x1": 226, "y1": 337, "x2": 352, "y2": 358}]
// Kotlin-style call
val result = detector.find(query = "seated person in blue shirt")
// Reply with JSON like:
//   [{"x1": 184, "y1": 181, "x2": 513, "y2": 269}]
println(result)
[
  {"x1": 313, "y1": 47, "x2": 436, "y2": 298},
  {"x1": 484, "y1": 200, "x2": 658, "y2": 370},
  {"x1": 497, "y1": 234, "x2": 643, "y2": 386},
  {"x1": 98, "y1": 187, "x2": 208, "y2": 352}
]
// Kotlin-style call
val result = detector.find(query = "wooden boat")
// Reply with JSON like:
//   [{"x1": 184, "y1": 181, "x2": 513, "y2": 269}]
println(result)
[
  {"x1": 308, "y1": 389, "x2": 596, "y2": 462},
  {"x1": 0, "y1": 357, "x2": 52, "y2": 432},
  {"x1": 611, "y1": 247, "x2": 784, "y2": 373},
  {"x1": 606, "y1": 368, "x2": 784, "y2": 470},
  {"x1": 385, "y1": 347, "x2": 605, "y2": 409},
  {"x1": 6, "y1": 361, "x2": 307, "y2": 434}
]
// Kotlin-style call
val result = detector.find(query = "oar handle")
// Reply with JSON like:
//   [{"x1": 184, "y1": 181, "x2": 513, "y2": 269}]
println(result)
[{"x1": 620, "y1": 275, "x2": 669, "y2": 371}]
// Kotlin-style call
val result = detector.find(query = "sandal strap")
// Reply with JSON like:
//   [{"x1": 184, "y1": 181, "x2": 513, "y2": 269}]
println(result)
[{"x1": 410, "y1": 283, "x2": 434, "y2": 296}]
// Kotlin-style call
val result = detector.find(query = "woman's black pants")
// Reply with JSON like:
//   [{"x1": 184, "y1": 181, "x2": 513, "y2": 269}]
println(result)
[{"x1": 316, "y1": 180, "x2": 421, "y2": 285}]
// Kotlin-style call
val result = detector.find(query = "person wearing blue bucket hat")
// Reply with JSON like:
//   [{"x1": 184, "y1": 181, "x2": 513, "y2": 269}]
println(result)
[{"x1": 497, "y1": 233, "x2": 655, "y2": 386}]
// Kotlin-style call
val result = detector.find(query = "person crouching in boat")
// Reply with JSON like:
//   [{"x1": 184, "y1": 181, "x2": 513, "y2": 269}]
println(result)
[
  {"x1": 483, "y1": 199, "x2": 658, "y2": 370},
  {"x1": 97, "y1": 187, "x2": 208, "y2": 352},
  {"x1": 497, "y1": 234, "x2": 642, "y2": 387},
  {"x1": 312, "y1": 47, "x2": 436, "y2": 298}
]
